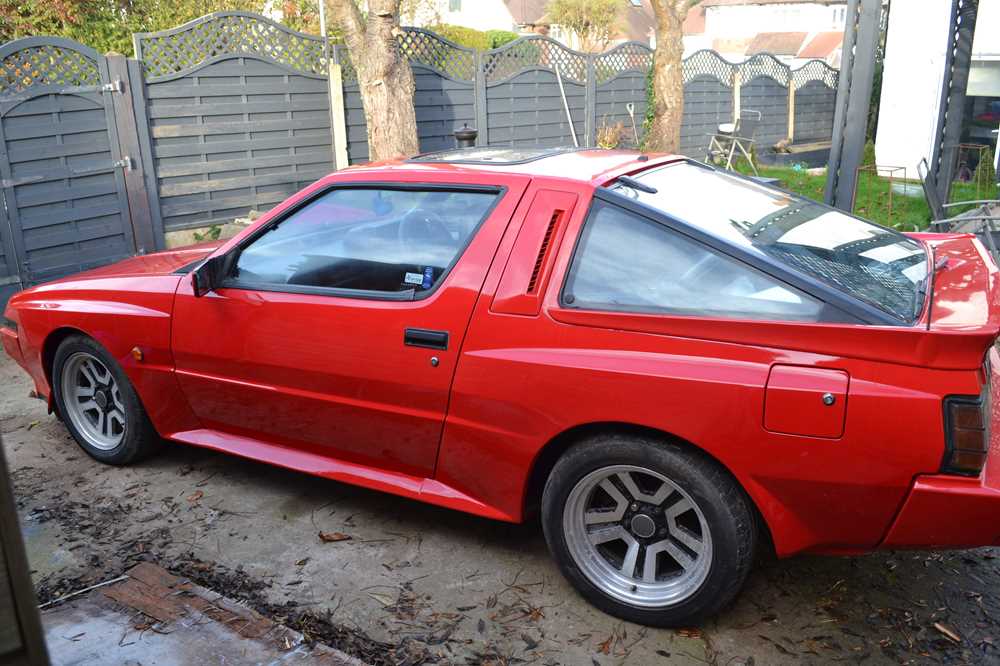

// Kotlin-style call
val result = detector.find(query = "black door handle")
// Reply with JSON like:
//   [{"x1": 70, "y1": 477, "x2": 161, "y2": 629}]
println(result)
[{"x1": 404, "y1": 328, "x2": 449, "y2": 350}]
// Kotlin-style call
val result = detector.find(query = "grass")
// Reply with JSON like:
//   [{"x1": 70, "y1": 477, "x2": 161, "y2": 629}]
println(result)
[{"x1": 734, "y1": 164, "x2": 999, "y2": 230}]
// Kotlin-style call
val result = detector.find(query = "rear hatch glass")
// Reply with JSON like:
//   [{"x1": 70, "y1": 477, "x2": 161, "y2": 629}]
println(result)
[{"x1": 615, "y1": 163, "x2": 930, "y2": 324}]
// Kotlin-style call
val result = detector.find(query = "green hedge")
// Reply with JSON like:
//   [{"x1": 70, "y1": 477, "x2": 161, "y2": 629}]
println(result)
[
  {"x1": 431, "y1": 25, "x2": 520, "y2": 51},
  {"x1": 485, "y1": 30, "x2": 519, "y2": 48},
  {"x1": 432, "y1": 24, "x2": 491, "y2": 50}
]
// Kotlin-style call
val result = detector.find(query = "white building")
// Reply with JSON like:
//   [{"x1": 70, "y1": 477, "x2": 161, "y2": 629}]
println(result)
[
  {"x1": 406, "y1": 0, "x2": 656, "y2": 49},
  {"x1": 875, "y1": 0, "x2": 1000, "y2": 179},
  {"x1": 683, "y1": 0, "x2": 848, "y2": 65}
]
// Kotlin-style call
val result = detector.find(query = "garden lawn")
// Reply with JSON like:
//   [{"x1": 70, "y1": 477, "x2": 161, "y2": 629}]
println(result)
[{"x1": 739, "y1": 165, "x2": 999, "y2": 231}]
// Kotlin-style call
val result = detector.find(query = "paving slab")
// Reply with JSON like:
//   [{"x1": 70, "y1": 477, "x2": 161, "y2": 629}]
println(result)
[{"x1": 42, "y1": 563, "x2": 360, "y2": 665}]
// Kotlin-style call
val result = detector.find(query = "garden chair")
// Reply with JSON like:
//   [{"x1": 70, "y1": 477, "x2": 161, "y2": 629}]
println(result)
[
  {"x1": 918, "y1": 158, "x2": 1000, "y2": 260},
  {"x1": 706, "y1": 109, "x2": 762, "y2": 175}
]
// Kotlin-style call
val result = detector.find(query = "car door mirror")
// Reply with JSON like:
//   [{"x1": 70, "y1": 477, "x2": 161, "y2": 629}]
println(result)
[{"x1": 192, "y1": 254, "x2": 228, "y2": 297}]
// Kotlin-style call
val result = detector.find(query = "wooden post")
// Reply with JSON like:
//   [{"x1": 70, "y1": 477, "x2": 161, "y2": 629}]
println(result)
[
  {"x1": 732, "y1": 69, "x2": 741, "y2": 123},
  {"x1": 328, "y1": 61, "x2": 350, "y2": 170},
  {"x1": 107, "y1": 54, "x2": 158, "y2": 255},
  {"x1": 788, "y1": 83, "x2": 796, "y2": 143},
  {"x1": 0, "y1": 433, "x2": 49, "y2": 665}
]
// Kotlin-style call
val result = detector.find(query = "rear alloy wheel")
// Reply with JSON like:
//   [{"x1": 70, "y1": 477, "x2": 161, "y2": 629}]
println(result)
[
  {"x1": 53, "y1": 336, "x2": 160, "y2": 465},
  {"x1": 542, "y1": 435, "x2": 756, "y2": 626}
]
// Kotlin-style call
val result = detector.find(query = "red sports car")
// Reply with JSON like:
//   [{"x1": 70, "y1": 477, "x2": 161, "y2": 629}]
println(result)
[{"x1": 3, "y1": 148, "x2": 999, "y2": 626}]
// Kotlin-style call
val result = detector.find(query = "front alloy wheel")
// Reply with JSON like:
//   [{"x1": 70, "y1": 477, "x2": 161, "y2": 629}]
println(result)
[
  {"x1": 53, "y1": 335, "x2": 160, "y2": 465},
  {"x1": 542, "y1": 435, "x2": 756, "y2": 627},
  {"x1": 60, "y1": 352, "x2": 127, "y2": 451}
]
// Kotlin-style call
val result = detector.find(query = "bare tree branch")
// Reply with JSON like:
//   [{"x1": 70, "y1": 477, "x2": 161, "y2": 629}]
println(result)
[{"x1": 327, "y1": 0, "x2": 366, "y2": 51}]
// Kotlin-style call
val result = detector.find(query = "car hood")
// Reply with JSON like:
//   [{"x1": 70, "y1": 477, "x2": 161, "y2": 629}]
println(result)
[{"x1": 47, "y1": 242, "x2": 223, "y2": 283}]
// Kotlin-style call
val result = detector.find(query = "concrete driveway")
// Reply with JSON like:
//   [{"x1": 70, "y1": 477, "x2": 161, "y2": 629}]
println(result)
[{"x1": 2, "y1": 352, "x2": 998, "y2": 665}]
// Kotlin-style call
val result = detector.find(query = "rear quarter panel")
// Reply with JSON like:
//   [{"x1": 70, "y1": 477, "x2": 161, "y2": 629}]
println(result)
[{"x1": 439, "y1": 183, "x2": 978, "y2": 556}]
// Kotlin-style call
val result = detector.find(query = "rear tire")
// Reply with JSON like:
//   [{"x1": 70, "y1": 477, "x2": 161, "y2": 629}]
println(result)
[
  {"x1": 541, "y1": 434, "x2": 756, "y2": 627},
  {"x1": 52, "y1": 335, "x2": 160, "y2": 465}
]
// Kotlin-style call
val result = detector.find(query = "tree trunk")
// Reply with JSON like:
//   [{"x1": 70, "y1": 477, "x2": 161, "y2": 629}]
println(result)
[
  {"x1": 646, "y1": 2, "x2": 686, "y2": 154},
  {"x1": 331, "y1": 0, "x2": 420, "y2": 161}
]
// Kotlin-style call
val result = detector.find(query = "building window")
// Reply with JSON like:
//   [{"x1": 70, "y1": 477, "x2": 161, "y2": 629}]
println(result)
[{"x1": 449, "y1": 0, "x2": 461, "y2": 11}]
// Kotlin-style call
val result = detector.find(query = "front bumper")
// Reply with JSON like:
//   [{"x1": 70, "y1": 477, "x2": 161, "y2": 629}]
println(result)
[{"x1": 1, "y1": 324, "x2": 22, "y2": 365}]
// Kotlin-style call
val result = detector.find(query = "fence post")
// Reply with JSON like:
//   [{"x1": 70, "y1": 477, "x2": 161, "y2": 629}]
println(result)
[
  {"x1": 125, "y1": 57, "x2": 165, "y2": 251},
  {"x1": 328, "y1": 49, "x2": 349, "y2": 170},
  {"x1": 585, "y1": 54, "x2": 596, "y2": 148},
  {"x1": 731, "y1": 67, "x2": 742, "y2": 123},
  {"x1": 474, "y1": 50, "x2": 488, "y2": 146},
  {"x1": 787, "y1": 82, "x2": 796, "y2": 142},
  {"x1": 824, "y1": 0, "x2": 881, "y2": 209},
  {"x1": 106, "y1": 53, "x2": 158, "y2": 254}
]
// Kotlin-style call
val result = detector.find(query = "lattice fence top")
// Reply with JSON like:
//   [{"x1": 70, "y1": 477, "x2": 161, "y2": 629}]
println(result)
[
  {"x1": 397, "y1": 28, "x2": 475, "y2": 81},
  {"x1": 595, "y1": 42, "x2": 653, "y2": 84},
  {"x1": 683, "y1": 49, "x2": 737, "y2": 85},
  {"x1": 135, "y1": 12, "x2": 327, "y2": 79},
  {"x1": 130, "y1": 11, "x2": 841, "y2": 93},
  {"x1": 483, "y1": 36, "x2": 588, "y2": 84},
  {"x1": 739, "y1": 52, "x2": 790, "y2": 86},
  {"x1": 792, "y1": 59, "x2": 839, "y2": 90},
  {"x1": 0, "y1": 40, "x2": 101, "y2": 95}
]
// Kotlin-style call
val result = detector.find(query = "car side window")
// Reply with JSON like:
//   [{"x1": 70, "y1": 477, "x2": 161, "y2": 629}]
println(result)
[
  {"x1": 562, "y1": 201, "x2": 824, "y2": 321},
  {"x1": 233, "y1": 187, "x2": 499, "y2": 296}
]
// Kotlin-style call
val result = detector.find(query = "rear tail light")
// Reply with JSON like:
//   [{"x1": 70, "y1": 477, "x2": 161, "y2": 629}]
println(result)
[{"x1": 942, "y1": 395, "x2": 989, "y2": 476}]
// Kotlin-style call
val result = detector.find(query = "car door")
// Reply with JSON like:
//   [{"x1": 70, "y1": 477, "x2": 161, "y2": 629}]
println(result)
[{"x1": 170, "y1": 176, "x2": 528, "y2": 478}]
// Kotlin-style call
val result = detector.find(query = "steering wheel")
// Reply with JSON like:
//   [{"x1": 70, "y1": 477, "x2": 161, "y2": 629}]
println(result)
[{"x1": 397, "y1": 208, "x2": 454, "y2": 248}]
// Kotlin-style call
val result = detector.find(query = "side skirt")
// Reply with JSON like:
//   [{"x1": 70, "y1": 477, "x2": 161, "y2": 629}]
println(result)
[{"x1": 167, "y1": 428, "x2": 516, "y2": 523}]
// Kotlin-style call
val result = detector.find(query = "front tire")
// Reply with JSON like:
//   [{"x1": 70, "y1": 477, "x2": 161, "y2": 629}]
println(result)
[
  {"x1": 541, "y1": 434, "x2": 756, "y2": 627},
  {"x1": 52, "y1": 335, "x2": 160, "y2": 465}
]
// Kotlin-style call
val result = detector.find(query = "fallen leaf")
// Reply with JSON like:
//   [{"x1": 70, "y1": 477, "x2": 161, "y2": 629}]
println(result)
[
  {"x1": 186, "y1": 490, "x2": 203, "y2": 503},
  {"x1": 27, "y1": 420, "x2": 39, "y2": 431},
  {"x1": 934, "y1": 622, "x2": 961, "y2": 644},
  {"x1": 369, "y1": 592, "x2": 395, "y2": 606},
  {"x1": 677, "y1": 628, "x2": 703, "y2": 638},
  {"x1": 318, "y1": 531, "x2": 351, "y2": 543},
  {"x1": 295, "y1": 557, "x2": 310, "y2": 566}
]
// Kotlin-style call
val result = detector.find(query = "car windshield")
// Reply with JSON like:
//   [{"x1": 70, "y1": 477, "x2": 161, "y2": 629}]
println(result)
[{"x1": 612, "y1": 163, "x2": 930, "y2": 323}]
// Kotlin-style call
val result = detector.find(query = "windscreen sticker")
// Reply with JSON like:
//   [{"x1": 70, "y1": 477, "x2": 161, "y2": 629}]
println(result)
[
  {"x1": 404, "y1": 272, "x2": 424, "y2": 286},
  {"x1": 422, "y1": 266, "x2": 434, "y2": 289}
]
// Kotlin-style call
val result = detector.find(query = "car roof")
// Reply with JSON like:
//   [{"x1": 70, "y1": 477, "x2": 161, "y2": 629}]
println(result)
[{"x1": 336, "y1": 148, "x2": 684, "y2": 187}]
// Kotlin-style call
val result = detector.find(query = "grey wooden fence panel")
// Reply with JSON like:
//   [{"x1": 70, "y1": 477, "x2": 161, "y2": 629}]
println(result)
[
  {"x1": 0, "y1": 12, "x2": 842, "y2": 278},
  {"x1": 680, "y1": 76, "x2": 734, "y2": 157},
  {"x1": 794, "y1": 79, "x2": 837, "y2": 143},
  {"x1": 595, "y1": 71, "x2": 646, "y2": 148},
  {"x1": 142, "y1": 56, "x2": 334, "y2": 231},
  {"x1": 0, "y1": 38, "x2": 137, "y2": 290},
  {"x1": 341, "y1": 81, "x2": 369, "y2": 163},
  {"x1": 740, "y1": 76, "x2": 790, "y2": 149},
  {"x1": 486, "y1": 69, "x2": 586, "y2": 148},
  {"x1": 340, "y1": 67, "x2": 476, "y2": 163},
  {"x1": 413, "y1": 66, "x2": 476, "y2": 153}
]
